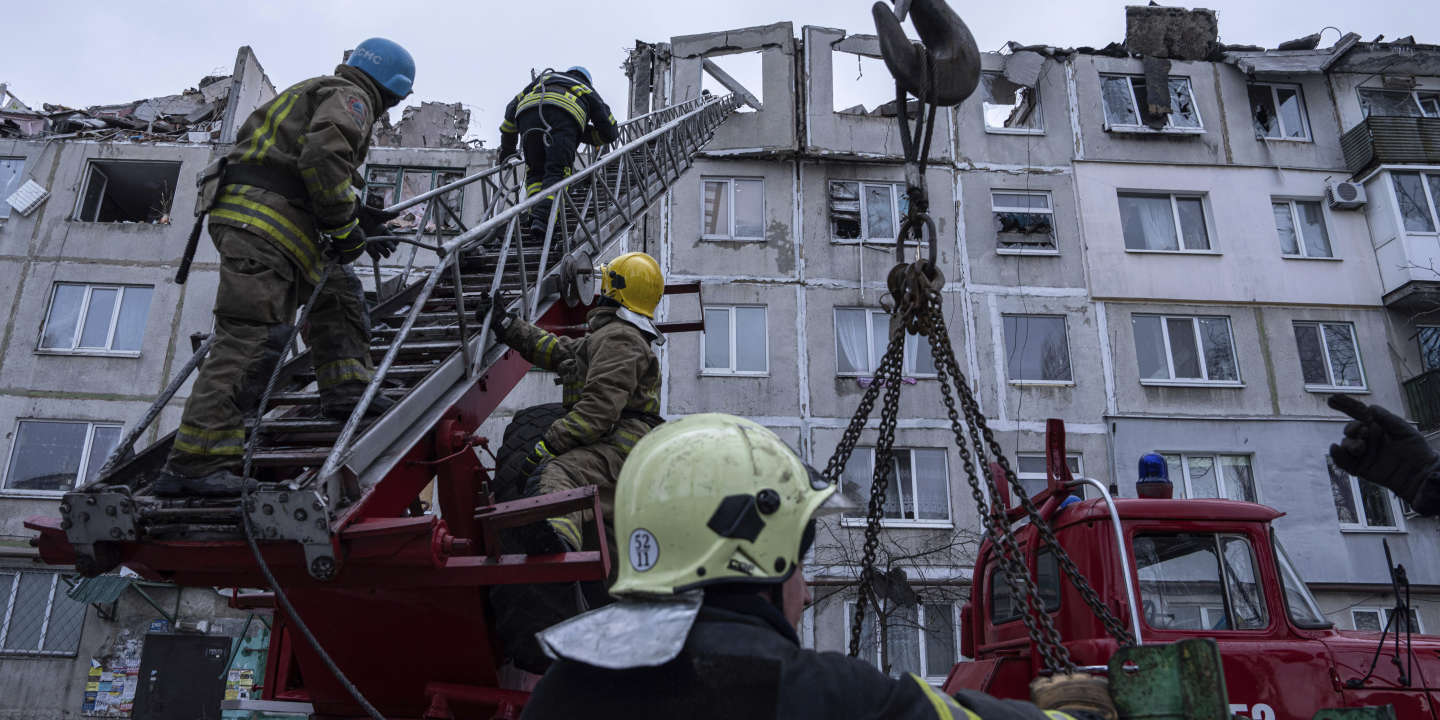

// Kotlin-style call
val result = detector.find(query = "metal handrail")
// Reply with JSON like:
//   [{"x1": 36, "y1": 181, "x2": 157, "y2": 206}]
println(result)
[{"x1": 1071, "y1": 477, "x2": 1144, "y2": 646}]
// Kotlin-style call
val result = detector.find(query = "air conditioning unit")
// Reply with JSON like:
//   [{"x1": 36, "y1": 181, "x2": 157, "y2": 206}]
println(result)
[{"x1": 1327, "y1": 181, "x2": 1367, "y2": 210}]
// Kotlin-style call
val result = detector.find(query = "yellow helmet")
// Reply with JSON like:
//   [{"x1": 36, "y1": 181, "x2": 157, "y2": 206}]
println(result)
[
  {"x1": 609, "y1": 414, "x2": 837, "y2": 598},
  {"x1": 599, "y1": 252, "x2": 663, "y2": 318}
]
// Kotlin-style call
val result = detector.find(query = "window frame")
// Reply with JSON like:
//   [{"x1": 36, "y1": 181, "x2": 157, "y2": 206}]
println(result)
[
  {"x1": 1351, "y1": 606, "x2": 1424, "y2": 634},
  {"x1": 2, "y1": 419, "x2": 123, "y2": 496},
  {"x1": 980, "y1": 71, "x2": 1044, "y2": 135},
  {"x1": 1002, "y1": 313, "x2": 1074, "y2": 385},
  {"x1": 0, "y1": 570, "x2": 87, "y2": 657},
  {"x1": 829, "y1": 180, "x2": 909, "y2": 244},
  {"x1": 992, "y1": 190, "x2": 1058, "y2": 255},
  {"x1": 1158, "y1": 452, "x2": 1259, "y2": 503},
  {"x1": 701, "y1": 176, "x2": 766, "y2": 241},
  {"x1": 364, "y1": 165, "x2": 467, "y2": 234},
  {"x1": 1293, "y1": 321, "x2": 1367, "y2": 392},
  {"x1": 1272, "y1": 198, "x2": 1335, "y2": 259},
  {"x1": 1248, "y1": 82, "x2": 1312, "y2": 142},
  {"x1": 1133, "y1": 532, "x2": 1272, "y2": 634},
  {"x1": 1417, "y1": 325, "x2": 1440, "y2": 372},
  {"x1": 1099, "y1": 74, "x2": 1204, "y2": 133},
  {"x1": 844, "y1": 599, "x2": 963, "y2": 683},
  {"x1": 1117, "y1": 192, "x2": 1213, "y2": 253},
  {"x1": 833, "y1": 307, "x2": 937, "y2": 378},
  {"x1": 1329, "y1": 457, "x2": 1406, "y2": 533},
  {"x1": 70, "y1": 159, "x2": 181, "y2": 223},
  {"x1": 1390, "y1": 171, "x2": 1440, "y2": 237},
  {"x1": 36, "y1": 283, "x2": 153, "y2": 357},
  {"x1": 1014, "y1": 453, "x2": 1084, "y2": 500},
  {"x1": 840, "y1": 446, "x2": 953, "y2": 528},
  {"x1": 699, "y1": 305, "x2": 769, "y2": 376},
  {"x1": 1133, "y1": 314, "x2": 1242, "y2": 387},
  {"x1": 1359, "y1": 88, "x2": 1440, "y2": 119}
]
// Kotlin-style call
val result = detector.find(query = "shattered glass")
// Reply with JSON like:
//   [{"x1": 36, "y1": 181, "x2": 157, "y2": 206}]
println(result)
[
  {"x1": 829, "y1": 181, "x2": 861, "y2": 239},
  {"x1": 1167, "y1": 78, "x2": 1201, "y2": 128},
  {"x1": 981, "y1": 72, "x2": 1042, "y2": 132},
  {"x1": 1101, "y1": 75, "x2": 1140, "y2": 127}
]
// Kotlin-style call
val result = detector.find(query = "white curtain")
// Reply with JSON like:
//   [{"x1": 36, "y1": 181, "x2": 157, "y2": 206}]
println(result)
[
  {"x1": 836, "y1": 309, "x2": 870, "y2": 373},
  {"x1": 1119, "y1": 195, "x2": 1178, "y2": 250}
]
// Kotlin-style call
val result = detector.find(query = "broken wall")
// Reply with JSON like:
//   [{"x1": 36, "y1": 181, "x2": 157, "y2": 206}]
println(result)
[
  {"x1": 671, "y1": 23, "x2": 798, "y2": 153},
  {"x1": 218, "y1": 46, "x2": 276, "y2": 145},
  {"x1": 952, "y1": 52, "x2": 1075, "y2": 168},
  {"x1": 372, "y1": 102, "x2": 472, "y2": 149}
]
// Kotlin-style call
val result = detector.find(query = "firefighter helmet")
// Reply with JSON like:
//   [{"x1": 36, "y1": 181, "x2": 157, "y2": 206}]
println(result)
[
  {"x1": 346, "y1": 38, "x2": 416, "y2": 99},
  {"x1": 567, "y1": 66, "x2": 593, "y2": 86},
  {"x1": 609, "y1": 414, "x2": 837, "y2": 598},
  {"x1": 599, "y1": 252, "x2": 663, "y2": 318}
]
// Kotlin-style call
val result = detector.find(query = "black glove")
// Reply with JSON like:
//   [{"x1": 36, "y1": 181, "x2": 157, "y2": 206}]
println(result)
[
  {"x1": 521, "y1": 440, "x2": 555, "y2": 477},
  {"x1": 497, "y1": 147, "x2": 518, "y2": 163},
  {"x1": 332, "y1": 225, "x2": 367, "y2": 264},
  {"x1": 1329, "y1": 395, "x2": 1440, "y2": 514},
  {"x1": 474, "y1": 291, "x2": 514, "y2": 337},
  {"x1": 357, "y1": 203, "x2": 401, "y2": 235},
  {"x1": 366, "y1": 236, "x2": 399, "y2": 261}
]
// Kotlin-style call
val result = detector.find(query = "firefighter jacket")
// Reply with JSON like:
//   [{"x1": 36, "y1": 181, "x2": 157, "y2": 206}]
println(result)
[
  {"x1": 209, "y1": 64, "x2": 381, "y2": 284},
  {"x1": 499, "y1": 305, "x2": 661, "y2": 457},
  {"x1": 520, "y1": 591, "x2": 1092, "y2": 720},
  {"x1": 497, "y1": 71, "x2": 621, "y2": 157}
]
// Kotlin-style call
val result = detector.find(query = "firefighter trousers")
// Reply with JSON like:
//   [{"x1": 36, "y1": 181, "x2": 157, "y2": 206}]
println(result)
[
  {"x1": 165, "y1": 225, "x2": 373, "y2": 477},
  {"x1": 537, "y1": 442, "x2": 624, "y2": 561},
  {"x1": 519, "y1": 109, "x2": 582, "y2": 232}
]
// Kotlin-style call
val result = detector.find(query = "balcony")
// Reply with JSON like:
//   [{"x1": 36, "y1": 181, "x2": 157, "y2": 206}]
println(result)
[
  {"x1": 1404, "y1": 368, "x2": 1440, "y2": 432},
  {"x1": 1342, "y1": 116, "x2": 1440, "y2": 175}
]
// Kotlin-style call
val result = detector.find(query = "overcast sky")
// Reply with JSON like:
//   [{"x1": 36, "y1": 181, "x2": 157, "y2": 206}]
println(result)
[{"x1": 4, "y1": 0, "x2": 1435, "y2": 144}]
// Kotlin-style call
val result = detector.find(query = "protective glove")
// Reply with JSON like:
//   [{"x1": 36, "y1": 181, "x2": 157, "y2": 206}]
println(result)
[
  {"x1": 1329, "y1": 395, "x2": 1440, "y2": 515},
  {"x1": 474, "y1": 291, "x2": 514, "y2": 338},
  {"x1": 357, "y1": 203, "x2": 401, "y2": 235},
  {"x1": 497, "y1": 147, "x2": 518, "y2": 163},
  {"x1": 1024, "y1": 674, "x2": 1116, "y2": 720},
  {"x1": 366, "y1": 236, "x2": 399, "y2": 261},
  {"x1": 330, "y1": 225, "x2": 367, "y2": 264},
  {"x1": 521, "y1": 440, "x2": 554, "y2": 477}
]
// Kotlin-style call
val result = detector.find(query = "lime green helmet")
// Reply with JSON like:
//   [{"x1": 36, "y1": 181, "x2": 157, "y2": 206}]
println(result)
[{"x1": 610, "y1": 414, "x2": 837, "y2": 598}]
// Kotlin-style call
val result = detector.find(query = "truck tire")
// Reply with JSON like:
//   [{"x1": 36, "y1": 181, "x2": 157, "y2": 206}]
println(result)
[{"x1": 493, "y1": 403, "x2": 566, "y2": 501}]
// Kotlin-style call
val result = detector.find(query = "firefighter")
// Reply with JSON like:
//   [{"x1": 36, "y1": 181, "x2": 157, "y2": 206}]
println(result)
[
  {"x1": 480, "y1": 251, "x2": 665, "y2": 554},
  {"x1": 496, "y1": 66, "x2": 620, "y2": 239},
  {"x1": 1329, "y1": 394, "x2": 1440, "y2": 517},
  {"x1": 155, "y1": 38, "x2": 414, "y2": 497},
  {"x1": 519, "y1": 414, "x2": 1111, "y2": 720}
]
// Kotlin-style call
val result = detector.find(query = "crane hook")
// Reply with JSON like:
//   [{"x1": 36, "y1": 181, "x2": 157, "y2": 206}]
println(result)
[{"x1": 872, "y1": 0, "x2": 982, "y2": 107}]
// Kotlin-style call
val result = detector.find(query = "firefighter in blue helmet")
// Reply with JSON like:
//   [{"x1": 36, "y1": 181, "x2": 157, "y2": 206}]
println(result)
[
  {"x1": 497, "y1": 66, "x2": 620, "y2": 239},
  {"x1": 155, "y1": 38, "x2": 414, "y2": 498}
]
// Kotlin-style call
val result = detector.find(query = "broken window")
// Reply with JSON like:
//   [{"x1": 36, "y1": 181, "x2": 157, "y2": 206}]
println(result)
[
  {"x1": 73, "y1": 160, "x2": 180, "y2": 223},
  {"x1": 701, "y1": 177, "x2": 764, "y2": 240},
  {"x1": 1118, "y1": 193, "x2": 1208, "y2": 251},
  {"x1": 0, "y1": 157, "x2": 24, "y2": 219},
  {"x1": 1271, "y1": 199, "x2": 1331, "y2": 257},
  {"x1": 365, "y1": 166, "x2": 465, "y2": 232},
  {"x1": 39, "y1": 283, "x2": 153, "y2": 354},
  {"x1": 829, "y1": 181, "x2": 907, "y2": 241},
  {"x1": 1003, "y1": 315, "x2": 1072, "y2": 382},
  {"x1": 1359, "y1": 88, "x2": 1440, "y2": 118},
  {"x1": 1100, "y1": 75, "x2": 1200, "y2": 130},
  {"x1": 832, "y1": 52, "x2": 898, "y2": 115},
  {"x1": 702, "y1": 52, "x2": 764, "y2": 113},
  {"x1": 3, "y1": 419, "x2": 122, "y2": 492},
  {"x1": 981, "y1": 72, "x2": 1042, "y2": 133},
  {"x1": 1391, "y1": 172, "x2": 1440, "y2": 234},
  {"x1": 1248, "y1": 83, "x2": 1310, "y2": 140},
  {"x1": 992, "y1": 190, "x2": 1055, "y2": 252}
]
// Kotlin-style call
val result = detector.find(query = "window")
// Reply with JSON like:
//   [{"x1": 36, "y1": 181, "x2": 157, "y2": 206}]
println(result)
[
  {"x1": 3, "y1": 420, "x2": 121, "y2": 493},
  {"x1": 73, "y1": 160, "x2": 181, "y2": 223},
  {"x1": 365, "y1": 166, "x2": 465, "y2": 232},
  {"x1": 1248, "y1": 83, "x2": 1310, "y2": 141},
  {"x1": 1159, "y1": 453, "x2": 1257, "y2": 503},
  {"x1": 0, "y1": 570, "x2": 87, "y2": 656},
  {"x1": 993, "y1": 191, "x2": 1055, "y2": 252},
  {"x1": 1352, "y1": 607, "x2": 1423, "y2": 634},
  {"x1": 1294, "y1": 322, "x2": 1365, "y2": 390},
  {"x1": 1118, "y1": 193, "x2": 1209, "y2": 251},
  {"x1": 989, "y1": 550, "x2": 1061, "y2": 623},
  {"x1": 1135, "y1": 534, "x2": 1268, "y2": 632},
  {"x1": 1359, "y1": 88, "x2": 1440, "y2": 119},
  {"x1": 1100, "y1": 75, "x2": 1201, "y2": 130},
  {"x1": 830, "y1": 181, "x2": 907, "y2": 242},
  {"x1": 0, "y1": 157, "x2": 24, "y2": 219},
  {"x1": 38, "y1": 283, "x2": 153, "y2": 355},
  {"x1": 981, "y1": 72, "x2": 1042, "y2": 133},
  {"x1": 701, "y1": 306, "x2": 767, "y2": 374},
  {"x1": 840, "y1": 447, "x2": 950, "y2": 523},
  {"x1": 1273, "y1": 533, "x2": 1330, "y2": 628},
  {"x1": 1014, "y1": 454, "x2": 1083, "y2": 499},
  {"x1": 834, "y1": 308, "x2": 936, "y2": 377},
  {"x1": 702, "y1": 177, "x2": 764, "y2": 240},
  {"x1": 849, "y1": 600, "x2": 960, "y2": 682},
  {"x1": 1329, "y1": 456, "x2": 1402, "y2": 531},
  {"x1": 1392, "y1": 172, "x2": 1440, "y2": 234},
  {"x1": 1418, "y1": 326, "x2": 1440, "y2": 372},
  {"x1": 1003, "y1": 315, "x2": 1072, "y2": 383},
  {"x1": 1272, "y1": 200, "x2": 1332, "y2": 258},
  {"x1": 1132, "y1": 315, "x2": 1239, "y2": 384}
]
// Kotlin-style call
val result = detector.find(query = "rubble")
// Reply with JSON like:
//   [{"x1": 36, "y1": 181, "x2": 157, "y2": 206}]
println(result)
[
  {"x1": 372, "y1": 102, "x2": 477, "y2": 149},
  {"x1": 0, "y1": 73, "x2": 232, "y2": 143}
]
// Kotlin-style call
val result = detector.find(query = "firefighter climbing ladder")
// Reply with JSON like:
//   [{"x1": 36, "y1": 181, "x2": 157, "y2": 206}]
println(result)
[{"x1": 48, "y1": 93, "x2": 741, "y2": 582}]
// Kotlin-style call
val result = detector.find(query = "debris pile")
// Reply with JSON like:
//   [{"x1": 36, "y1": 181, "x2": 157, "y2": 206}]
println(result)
[
  {"x1": 372, "y1": 101, "x2": 478, "y2": 149},
  {"x1": 0, "y1": 75, "x2": 233, "y2": 143}
]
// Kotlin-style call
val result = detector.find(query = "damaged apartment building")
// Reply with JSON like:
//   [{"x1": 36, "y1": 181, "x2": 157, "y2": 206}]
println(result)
[
  {"x1": 0, "y1": 46, "x2": 491, "y2": 717},
  {"x1": 620, "y1": 9, "x2": 1440, "y2": 679}
]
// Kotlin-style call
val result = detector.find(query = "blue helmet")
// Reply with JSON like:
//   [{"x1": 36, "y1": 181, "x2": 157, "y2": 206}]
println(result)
[
  {"x1": 347, "y1": 38, "x2": 416, "y2": 98},
  {"x1": 566, "y1": 66, "x2": 593, "y2": 86}
]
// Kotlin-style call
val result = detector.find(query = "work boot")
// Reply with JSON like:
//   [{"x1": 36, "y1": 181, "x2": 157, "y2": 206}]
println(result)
[
  {"x1": 152, "y1": 469, "x2": 257, "y2": 498},
  {"x1": 320, "y1": 382, "x2": 396, "y2": 421}
]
